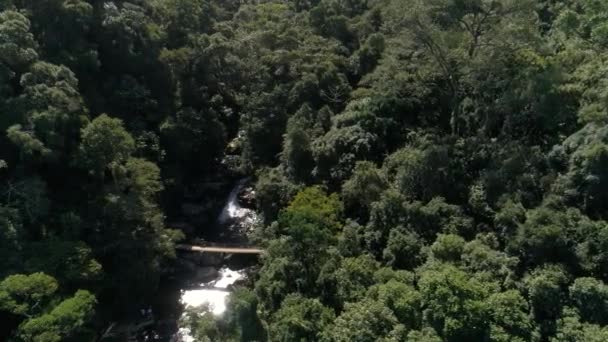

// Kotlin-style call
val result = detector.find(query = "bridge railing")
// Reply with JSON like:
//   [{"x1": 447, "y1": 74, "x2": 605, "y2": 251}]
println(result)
[{"x1": 189, "y1": 239, "x2": 258, "y2": 248}]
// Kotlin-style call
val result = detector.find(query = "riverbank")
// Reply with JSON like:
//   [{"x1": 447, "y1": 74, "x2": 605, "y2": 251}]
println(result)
[{"x1": 142, "y1": 178, "x2": 261, "y2": 342}]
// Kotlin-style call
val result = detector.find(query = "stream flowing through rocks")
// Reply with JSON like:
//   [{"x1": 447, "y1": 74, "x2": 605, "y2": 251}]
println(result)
[
  {"x1": 122, "y1": 178, "x2": 260, "y2": 342},
  {"x1": 175, "y1": 178, "x2": 258, "y2": 341}
]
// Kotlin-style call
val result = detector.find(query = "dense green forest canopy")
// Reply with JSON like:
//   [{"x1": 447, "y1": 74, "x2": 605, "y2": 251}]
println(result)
[{"x1": 3, "y1": 0, "x2": 608, "y2": 340}]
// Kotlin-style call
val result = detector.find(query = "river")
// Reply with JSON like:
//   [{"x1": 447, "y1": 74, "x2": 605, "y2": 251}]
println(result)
[
  {"x1": 175, "y1": 178, "x2": 258, "y2": 341},
  {"x1": 118, "y1": 179, "x2": 259, "y2": 342}
]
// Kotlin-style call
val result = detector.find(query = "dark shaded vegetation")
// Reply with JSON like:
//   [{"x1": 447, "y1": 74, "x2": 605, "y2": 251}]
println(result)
[{"x1": 3, "y1": 0, "x2": 608, "y2": 341}]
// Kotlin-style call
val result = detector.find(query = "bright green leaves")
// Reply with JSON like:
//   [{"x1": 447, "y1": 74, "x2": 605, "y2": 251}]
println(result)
[
  {"x1": 17, "y1": 289, "x2": 96, "y2": 342},
  {"x1": 0, "y1": 273, "x2": 58, "y2": 316},
  {"x1": 282, "y1": 186, "x2": 343, "y2": 230},
  {"x1": 0, "y1": 273, "x2": 95, "y2": 341}
]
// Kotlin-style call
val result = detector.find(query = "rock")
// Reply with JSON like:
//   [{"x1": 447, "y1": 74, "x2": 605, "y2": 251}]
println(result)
[
  {"x1": 238, "y1": 186, "x2": 256, "y2": 208},
  {"x1": 174, "y1": 258, "x2": 198, "y2": 276},
  {"x1": 181, "y1": 203, "x2": 206, "y2": 217},
  {"x1": 194, "y1": 267, "x2": 219, "y2": 283},
  {"x1": 180, "y1": 251, "x2": 224, "y2": 267},
  {"x1": 168, "y1": 222, "x2": 196, "y2": 235}
]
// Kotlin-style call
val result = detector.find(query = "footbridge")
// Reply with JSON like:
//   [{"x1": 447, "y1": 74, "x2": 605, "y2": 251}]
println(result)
[{"x1": 176, "y1": 243, "x2": 264, "y2": 255}]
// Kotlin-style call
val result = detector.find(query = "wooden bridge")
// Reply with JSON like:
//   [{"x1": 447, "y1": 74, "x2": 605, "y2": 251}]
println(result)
[{"x1": 175, "y1": 244, "x2": 264, "y2": 254}]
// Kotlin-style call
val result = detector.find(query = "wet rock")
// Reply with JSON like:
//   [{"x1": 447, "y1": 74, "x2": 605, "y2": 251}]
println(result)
[
  {"x1": 180, "y1": 251, "x2": 224, "y2": 267},
  {"x1": 169, "y1": 222, "x2": 196, "y2": 235},
  {"x1": 238, "y1": 186, "x2": 256, "y2": 208},
  {"x1": 175, "y1": 258, "x2": 198, "y2": 275},
  {"x1": 194, "y1": 267, "x2": 219, "y2": 283},
  {"x1": 181, "y1": 203, "x2": 206, "y2": 217}
]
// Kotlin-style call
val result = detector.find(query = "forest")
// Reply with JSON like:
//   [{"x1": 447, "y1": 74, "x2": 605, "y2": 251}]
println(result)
[{"x1": 2, "y1": 0, "x2": 608, "y2": 341}]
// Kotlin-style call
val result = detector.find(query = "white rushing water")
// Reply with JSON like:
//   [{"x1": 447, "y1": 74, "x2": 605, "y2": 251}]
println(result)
[
  {"x1": 177, "y1": 268, "x2": 245, "y2": 342},
  {"x1": 176, "y1": 179, "x2": 257, "y2": 342},
  {"x1": 180, "y1": 268, "x2": 244, "y2": 315},
  {"x1": 217, "y1": 178, "x2": 256, "y2": 227}
]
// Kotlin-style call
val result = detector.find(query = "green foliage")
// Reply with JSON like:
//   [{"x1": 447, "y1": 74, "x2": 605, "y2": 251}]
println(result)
[
  {"x1": 270, "y1": 293, "x2": 334, "y2": 341},
  {"x1": 78, "y1": 114, "x2": 135, "y2": 177},
  {"x1": 525, "y1": 264, "x2": 571, "y2": 337},
  {"x1": 5, "y1": 0, "x2": 608, "y2": 340},
  {"x1": 255, "y1": 167, "x2": 300, "y2": 223},
  {"x1": 553, "y1": 307, "x2": 608, "y2": 342},
  {"x1": 342, "y1": 161, "x2": 388, "y2": 216},
  {"x1": 0, "y1": 10, "x2": 37, "y2": 82},
  {"x1": 369, "y1": 280, "x2": 423, "y2": 330},
  {"x1": 282, "y1": 186, "x2": 343, "y2": 231},
  {"x1": 226, "y1": 288, "x2": 266, "y2": 342},
  {"x1": 180, "y1": 305, "x2": 224, "y2": 342},
  {"x1": 568, "y1": 277, "x2": 608, "y2": 325},
  {"x1": 418, "y1": 265, "x2": 492, "y2": 341},
  {"x1": 322, "y1": 299, "x2": 400, "y2": 342},
  {"x1": 0, "y1": 273, "x2": 58, "y2": 316},
  {"x1": 24, "y1": 240, "x2": 102, "y2": 286},
  {"x1": 430, "y1": 234, "x2": 466, "y2": 263},
  {"x1": 487, "y1": 290, "x2": 534, "y2": 342},
  {"x1": 160, "y1": 107, "x2": 226, "y2": 173},
  {"x1": 334, "y1": 254, "x2": 379, "y2": 305},
  {"x1": 382, "y1": 228, "x2": 424, "y2": 270},
  {"x1": 17, "y1": 290, "x2": 96, "y2": 342}
]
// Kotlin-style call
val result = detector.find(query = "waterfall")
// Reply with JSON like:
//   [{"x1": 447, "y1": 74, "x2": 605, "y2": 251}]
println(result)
[
  {"x1": 216, "y1": 178, "x2": 249, "y2": 225},
  {"x1": 176, "y1": 178, "x2": 258, "y2": 341}
]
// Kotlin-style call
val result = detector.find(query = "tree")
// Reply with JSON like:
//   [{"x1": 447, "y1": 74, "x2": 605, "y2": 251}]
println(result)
[
  {"x1": 510, "y1": 203, "x2": 592, "y2": 268},
  {"x1": 160, "y1": 107, "x2": 226, "y2": 174},
  {"x1": 553, "y1": 307, "x2": 608, "y2": 342},
  {"x1": 382, "y1": 228, "x2": 424, "y2": 270},
  {"x1": 461, "y1": 233, "x2": 518, "y2": 286},
  {"x1": 334, "y1": 254, "x2": 379, "y2": 305},
  {"x1": 226, "y1": 288, "x2": 266, "y2": 342},
  {"x1": 281, "y1": 104, "x2": 318, "y2": 183},
  {"x1": 270, "y1": 293, "x2": 334, "y2": 341},
  {"x1": 0, "y1": 10, "x2": 38, "y2": 102},
  {"x1": 418, "y1": 264, "x2": 492, "y2": 341},
  {"x1": 10, "y1": 61, "x2": 87, "y2": 160},
  {"x1": 256, "y1": 188, "x2": 341, "y2": 310},
  {"x1": 342, "y1": 161, "x2": 388, "y2": 217},
  {"x1": 487, "y1": 290, "x2": 534, "y2": 342},
  {"x1": 429, "y1": 234, "x2": 466, "y2": 263},
  {"x1": 568, "y1": 277, "x2": 608, "y2": 325},
  {"x1": 255, "y1": 167, "x2": 300, "y2": 223},
  {"x1": 17, "y1": 289, "x2": 96, "y2": 342},
  {"x1": 0, "y1": 273, "x2": 58, "y2": 316},
  {"x1": 392, "y1": 0, "x2": 538, "y2": 134},
  {"x1": 383, "y1": 143, "x2": 452, "y2": 202},
  {"x1": 369, "y1": 280, "x2": 423, "y2": 330},
  {"x1": 322, "y1": 299, "x2": 401, "y2": 342},
  {"x1": 180, "y1": 304, "x2": 224, "y2": 342},
  {"x1": 525, "y1": 264, "x2": 571, "y2": 339},
  {"x1": 280, "y1": 186, "x2": 343, "y2": 232},
  {"x1": 23, "y1": 240, "x2": 102, "y2": 286},
  {"x1": 77, "y1": 114, "x2": 135, "y2": 178},
  {"x1": 551, "y1": 124, "x2": 608, "y2": 218}
]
